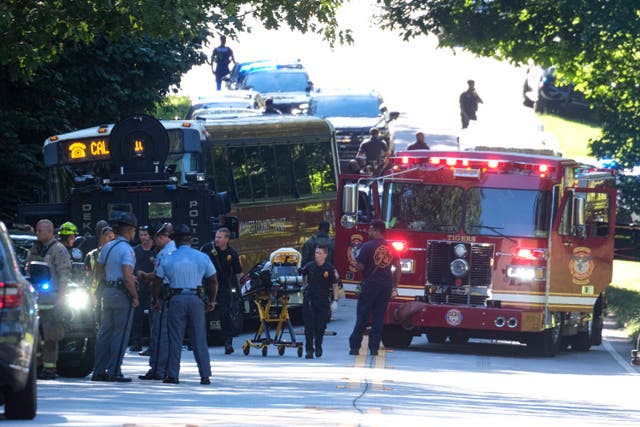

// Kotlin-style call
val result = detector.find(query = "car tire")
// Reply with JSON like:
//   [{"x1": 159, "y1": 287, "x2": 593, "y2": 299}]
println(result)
[{"x1": 5, "y1": 342, "x2": 37, "y2": 420}]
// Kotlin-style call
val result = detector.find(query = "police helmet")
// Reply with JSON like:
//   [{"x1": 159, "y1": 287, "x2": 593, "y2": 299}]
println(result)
[
  {"x1": 171, "y1": 224, "x2": 192, "y2": 238},
  {"x1": 151, "y1": 222, "x2": 173, "y2": 237},
  {"x1": 59, "y1": 221, "x2": 78, "y2": 236},
  {"x1": 117, "y1": 212, "x2": 138, "y2": 228}
]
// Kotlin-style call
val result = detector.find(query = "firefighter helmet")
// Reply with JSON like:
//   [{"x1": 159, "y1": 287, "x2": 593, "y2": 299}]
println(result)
[{"x1": 59, "y1": 221, "x2": 78, "y2": 236}]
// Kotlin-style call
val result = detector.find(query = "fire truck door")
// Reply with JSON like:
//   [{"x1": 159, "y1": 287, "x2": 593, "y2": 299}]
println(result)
[{"x1": 548, "y1": 188, "x2": 616, "y2": 311}]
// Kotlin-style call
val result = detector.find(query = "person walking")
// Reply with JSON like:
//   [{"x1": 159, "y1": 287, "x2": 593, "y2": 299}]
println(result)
[
  {"x1": 26, "y1": 219, "x2": 72, "y2": 380},
  {"x1": 300, "y1": 245, "x2": 340, "y2": 359},
  {"x1": 459, "y1": 79, "x2": 483, "y2": 129},
  {"x1": 130, "y1": 225, "x2": 155, "y2": 352},
  {"x1": 201, "y1": 227, "x2": 243, "y2": 355},
  {"x1": 138, "y1": 222, "x2": 175, "y2": 380},
  {"x1": 211, "y1": 35, "x2": 235, "y2": 91},
  {"x1": 348, "y1": 220, "x2": 400, "y2": 356},
  {"x1": 156, "y1": 225, "x2": 218, "y2": 385},
  {"x1": 300, "y1": 221, "x2": 335, "y2": 266},
  {"x1": 91, "y1": 213, "x2": 140, "y2": 382},
  {"x1": 407, "y1": 132, "x2": 430, "y2": 150}
]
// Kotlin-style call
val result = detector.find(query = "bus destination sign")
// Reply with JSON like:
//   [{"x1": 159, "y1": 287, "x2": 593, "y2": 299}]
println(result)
[{"x1": 61, "y1": 137, "x2": 111, "y2": 162}]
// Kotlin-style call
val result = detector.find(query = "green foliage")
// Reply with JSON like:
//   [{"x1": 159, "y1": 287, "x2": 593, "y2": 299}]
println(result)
[
  {"x1": 376, "y1": 0, "x2": 640, "y2": 167},
  {"x1": 152, "y1": 96, "x2": 192, "y2": 120},
  {"x1": 606, "y1": 286, "x2": 640, "y2": 338}
]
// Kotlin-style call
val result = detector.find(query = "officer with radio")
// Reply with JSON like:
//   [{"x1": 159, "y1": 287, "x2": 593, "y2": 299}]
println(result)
[
  {"x1": 156, "y1": 224, "x2": 218, "y2": 385},
  {"x1": 91, "y1": 212, "x2": 140, "y2": 382},
  {"x1": 26, "y1": 219, "x2": 72, "y2": 380}
]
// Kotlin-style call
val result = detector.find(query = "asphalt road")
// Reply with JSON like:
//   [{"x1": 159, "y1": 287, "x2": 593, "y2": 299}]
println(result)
[{"x1": 10, "y1": 298, "x2": 638, "y2": 426}]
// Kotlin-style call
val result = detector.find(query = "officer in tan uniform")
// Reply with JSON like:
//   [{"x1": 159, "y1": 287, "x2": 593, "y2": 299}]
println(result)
[{"x1": 26, "y1": 219, "x2": 72, "y2": 380}]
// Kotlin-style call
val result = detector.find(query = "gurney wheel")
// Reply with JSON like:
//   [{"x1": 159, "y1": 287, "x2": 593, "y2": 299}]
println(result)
[
  {"x1": 297, "y1": 346, "x2": 303, "y2": 358},
  {"x1": 261, "y1": 345, "x2": 268, "y2": 357},
  {"x1": 278, "y1": 345, "x2": 285, "y2": 356},
  {"x1": 243, "y1": 344, "x2": 250, "y2": 356}
]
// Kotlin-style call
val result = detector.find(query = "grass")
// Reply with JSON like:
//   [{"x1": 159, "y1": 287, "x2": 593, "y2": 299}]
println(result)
[{"x1": 538, "y1": 114, "x2": 602, "y2": 161}]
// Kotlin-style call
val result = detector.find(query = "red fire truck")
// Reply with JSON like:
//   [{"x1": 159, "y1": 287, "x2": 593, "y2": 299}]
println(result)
[{"x1": 334, "y1": 149, "x2": 616, "y2": 356}]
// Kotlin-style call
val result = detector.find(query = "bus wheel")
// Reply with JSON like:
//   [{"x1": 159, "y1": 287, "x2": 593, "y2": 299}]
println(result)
[
  {"x1": 426, "y1": 330, "x2": 447, "y2": 344},
  {"x1": 381, "y1": 325, "x2": 413, "y2": 348}
]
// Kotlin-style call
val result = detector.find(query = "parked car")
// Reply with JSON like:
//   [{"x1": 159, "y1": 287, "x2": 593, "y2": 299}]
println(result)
[
  {"x1": 185, "y1": 90, "x2": 265, "y2": 119},
  {"x1": 0, "y1": 221, "x2": 38, "y2": 420},
  {"x1": 522, "y1": 64, "x2": 593, "y2": 119},
  {"x1": 235, "y1": 61, "x2": 313, "y2": 114},
  {"x1": 307, "y1": 89, "x2": 399, "y2": 171}
]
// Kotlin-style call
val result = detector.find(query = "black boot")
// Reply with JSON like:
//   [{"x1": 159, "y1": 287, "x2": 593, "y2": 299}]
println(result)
[{"x1": 224, "y1": 338, "x2": 234, "y2": 355}]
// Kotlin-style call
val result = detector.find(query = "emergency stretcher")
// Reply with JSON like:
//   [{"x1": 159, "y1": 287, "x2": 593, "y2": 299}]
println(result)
[{"x1": 241, "y1": 248, "x2": 304, "y2": 357}]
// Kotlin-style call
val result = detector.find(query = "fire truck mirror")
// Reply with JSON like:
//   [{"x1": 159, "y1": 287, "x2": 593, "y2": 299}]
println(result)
[
  {"x1": 342, "y1": 184, "x2": 358, "y2": 215},
  {"x1": 573, "y1": 196, "x2": 587, "y2": 238}
]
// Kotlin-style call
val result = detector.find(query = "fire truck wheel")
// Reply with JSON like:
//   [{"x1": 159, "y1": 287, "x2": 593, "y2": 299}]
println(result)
[
  {"x1": 526, "y1": 325, "x2": 561, "y2": 357},
  {"x1": 426, "y1": 330, "x2": 447, "y2": 344},
  {"x1": 381, "y1": 325, "x2": 413, "y2": 348},
  {"x1": 590, "y1": 316, "x2": 603, "y2": 346}
]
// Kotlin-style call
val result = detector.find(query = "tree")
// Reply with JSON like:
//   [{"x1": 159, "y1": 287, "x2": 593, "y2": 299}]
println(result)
[
  {"x1": 0, "y1": 1, "x2": 350, "y2": 222},
  {"x1": 376, "y1": 0, "x2": 640, "y2": 167}
]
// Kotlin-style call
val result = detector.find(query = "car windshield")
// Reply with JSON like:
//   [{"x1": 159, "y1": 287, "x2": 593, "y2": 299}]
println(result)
[
  {"x1": 309, "y1": 95, "x2": 381, "y2": 118},
  {"x1": 382, "y1": 183, "x2": 552, "y2": 238},
  {"x1": 243, "y1": 71, "x2": 308, "y2": 93}
]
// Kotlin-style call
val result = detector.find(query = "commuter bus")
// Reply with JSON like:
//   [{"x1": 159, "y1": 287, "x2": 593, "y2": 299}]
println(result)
[{"x1": 18, "y1": 114, "x2": 339, "y2": 269}]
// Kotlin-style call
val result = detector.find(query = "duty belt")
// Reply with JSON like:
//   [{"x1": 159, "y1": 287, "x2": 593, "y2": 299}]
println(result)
[
  {"x1": 170, "y1": 287, "x2": 203, "y2": 296},
  {"x1": 104, "y1": 280, "x2": 125, "y2": 288}
]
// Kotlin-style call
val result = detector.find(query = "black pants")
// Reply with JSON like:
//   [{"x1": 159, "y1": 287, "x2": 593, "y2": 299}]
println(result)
[
  {"x1": 303, "y1": 296, "x2": 330, "y2": 352},
  {"x1": 217, "y1": 288, "x2": 233, "y2": 342}
]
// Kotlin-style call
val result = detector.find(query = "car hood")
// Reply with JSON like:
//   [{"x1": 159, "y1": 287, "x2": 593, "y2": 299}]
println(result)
[{"x1": 323, "y1": 116, "x2": 384, "y2": 130}]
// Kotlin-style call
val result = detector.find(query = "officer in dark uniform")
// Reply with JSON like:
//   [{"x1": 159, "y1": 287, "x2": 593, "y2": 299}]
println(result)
[
  {"x1": 156, "y1": 224, "x2": 218, "y2": 385},
  {"x1": 91, "y1": 213, "x2": 140, "y2": 382},
  {"x1": 201, "y1": 227, "x2": 243, "y2": 354},
  {"x1": 300, "y1": 244, "x2": 340, "y2": 359},
  {"x1": 348, "y1": 220, "x2": 400, "y2": 356},
  {"x1": 211, "y1": 35, "x2": 235, "y2": 91}
]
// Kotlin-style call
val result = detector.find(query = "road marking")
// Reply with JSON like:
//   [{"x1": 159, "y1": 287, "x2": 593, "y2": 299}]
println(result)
[{"x1": 602, "y1": 338, "x2": 639, "y2": 375}]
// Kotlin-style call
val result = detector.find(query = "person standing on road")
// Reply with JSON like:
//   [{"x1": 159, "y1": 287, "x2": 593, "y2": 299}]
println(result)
[
  {"x1": 130, "y1": 225, "x2": 155, "y2": 353},
  {"x1": 156, "y1": 225, "x2": 218, "y2": 385},
  {"x1": 459, "y1": 79, "x2": 483, "y2": 129},
  {"x1": 348, "y1": 220, "x2": 400, "y2": 356},
  {"x1": 26, "y1": 219, "x2": 72, "y2": 380},
  {"x1": 211, "y1": 35, "x2": 235, "y2": 91},
  {"x1": 85, "y1": 225, "x2": 115, "y2": 328},
  {"x1": 92, "y1": 213, "x2": 140, "y2": 382},
  {"x1": 138, "y1": 222, "x2": 175, "y2": 380},
  {"x1": 407, "y1": 132, "x2": 430, "y2": 150},
  {"x1": 301, "y1": 245, "x2": 340, "y2": 359},
  {"x1": 201, "y1": 227, "x2": 243, "y2": 355},
  {"x1": 356, "y1": 128, "x2": 388, "y2": 175},
  {"x1": 301, "y1": 221, "x2": 335, "y2": 266}
]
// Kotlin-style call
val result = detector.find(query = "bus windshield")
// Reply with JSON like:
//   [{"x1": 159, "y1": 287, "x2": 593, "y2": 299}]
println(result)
[{"x1": 382, "y1": 183, "x2": 552, "y2": 238}]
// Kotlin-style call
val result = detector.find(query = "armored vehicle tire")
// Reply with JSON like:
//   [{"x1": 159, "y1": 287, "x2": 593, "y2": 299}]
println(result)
[
  {"x1": 381, "y1": 325, "x2": 413, "y2": 348},
  {"x1": 5, "y1": 340, "x2": 37, "y2": 420},
  {"x1": 57, "y1": 337, "x2": 95, "y2": 378},
  {"x1": 426, "y1": 330, "x2": 447, "y2": 344}
]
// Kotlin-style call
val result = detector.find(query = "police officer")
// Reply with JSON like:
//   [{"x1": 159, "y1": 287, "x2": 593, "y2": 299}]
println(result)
[
  {"x1": 138, "y1": 222, "x2": 174, "y2": 380},
  {"x1": 348, "y1": 220, "x2": 400, "y2": 356},
  {"x1": 26, "y1": 219, "x2": 72, "y2": 380},
  {"x1": 201, "y1": 227, "x2": 243, "y2": 354},
  {"x1": 91, "y1": 213, "x2": 140, "y2": 382},
  {"x1": 300, "y1": 244, "x2": 340, "y2": 359},
  {"x1": 156, "y1": 224, "x2": 218, "y2": 385},
  {"x1": 130, "y1": 225, "x2": 155, "y2": 352}
]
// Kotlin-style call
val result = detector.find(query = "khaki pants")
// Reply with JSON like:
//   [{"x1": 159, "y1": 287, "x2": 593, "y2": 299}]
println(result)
[{"x1": 39, "y1": 309, "x2": 65, "y2": 369}]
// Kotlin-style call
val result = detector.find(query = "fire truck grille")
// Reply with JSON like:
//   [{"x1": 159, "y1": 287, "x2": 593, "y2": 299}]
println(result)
[
  {"x1": 427, "y1": 294, "x2": 489, "y2": 306},
  {"x1": 427, "y1": 240, "x2": 494, "y2": 289}
]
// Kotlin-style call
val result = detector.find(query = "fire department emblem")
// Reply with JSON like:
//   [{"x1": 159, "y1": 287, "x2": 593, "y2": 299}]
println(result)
[
  {"x1": 347, "y1": 234, "x2": 363, "y2": 272},
  {"x1": 373, "y1": 245, "x2": 393, "y2": 269},
  {"x1": 446, "y1": 309, "x2": 463, "y2": 326},
  {"x1": 323, "y1": 271, "x2": 329, "y2": 278},
  {"x1": 569, "y1": 246, "x2": 595, "y2": 285},
  {"x1": 226, "y1": 254, "x2": 232, "y2": 261}
]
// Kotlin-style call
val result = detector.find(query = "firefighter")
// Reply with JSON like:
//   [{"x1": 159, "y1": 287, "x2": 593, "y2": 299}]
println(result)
[
  {"x1": 138, "y1": 222, "x2": 174, "y2": 380},
  {"x1": 300, "y1": 245, "x2": 340, "y2": 359},
  {"x1": 156, "y1": 224, "x2": 218, "y2": 385},
  {"x1": 201, "y1": 227, "x2": 243, "y2": 354},
  {"x1": 91, "y1": 212, "x2": 140, "y2": 382},
  {"x1": 26, "y1": 219, "x2": 72, "y2": 380},
  {"x1": 348, "y1": 220, "x2": 400, "y2": 356},
  {"x1": 58, "y1": 221, "x2": 78, "y2": 254}
]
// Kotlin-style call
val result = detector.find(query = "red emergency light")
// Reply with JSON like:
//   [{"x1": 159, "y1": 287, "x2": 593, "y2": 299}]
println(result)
[{"x1": 391, "y1": 241, "x2": 406, "y2": 252}]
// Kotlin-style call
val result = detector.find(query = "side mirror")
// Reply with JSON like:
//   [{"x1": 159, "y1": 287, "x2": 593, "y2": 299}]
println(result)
[
  {"x1": 340, "y1": 183, "x2": 358, "y2": 229},
  {"x1": 389, "y1": 111, "x2": 400, "y2": 121},
  {"x1": 573, "y1": 196, "x2": 586, "y2": 237}
]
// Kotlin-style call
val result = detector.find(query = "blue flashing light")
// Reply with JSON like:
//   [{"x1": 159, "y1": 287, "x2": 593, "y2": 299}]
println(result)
[
  {"x1": 601, "y1": 158, "x2": 619, "y2": 169},
  {"x1": 166, "y1": 184, "x2": 177, "y2": 191},
  {"x1": 40, "y1": 282, "x2": 51, "y2": 292}
]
